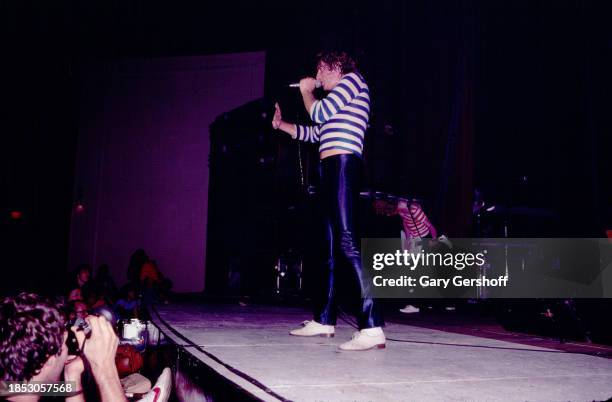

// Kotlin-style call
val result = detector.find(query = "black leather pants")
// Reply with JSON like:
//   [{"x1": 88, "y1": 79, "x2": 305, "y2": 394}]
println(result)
[{"x1": 314, "y1": 154, "x2": 384, "y2": 329}]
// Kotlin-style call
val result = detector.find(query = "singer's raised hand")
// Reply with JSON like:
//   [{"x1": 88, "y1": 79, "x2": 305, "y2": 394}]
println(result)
[
  {"x1": 272, "y1": 102, "x2": 282, "y2": 129},
  {"x1": 271, "y1": 102, "x2": 297, "y2": 139},
  {"x1": 299, "y1": 77, "x2": 318, "y2": 94}
]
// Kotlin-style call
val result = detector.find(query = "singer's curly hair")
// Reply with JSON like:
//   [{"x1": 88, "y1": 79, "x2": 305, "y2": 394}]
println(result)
[
  {"x1": 0, "y1": 293, "x2": 66, "y2": 382},
  {"x1": 316, "y1": 51, "x2": 357, "y2": 75}
]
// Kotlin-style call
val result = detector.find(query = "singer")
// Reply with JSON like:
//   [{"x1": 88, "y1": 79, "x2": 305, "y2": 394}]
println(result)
[{"x1": 272, "y1": 51, "x2": 385, "y2": 351}]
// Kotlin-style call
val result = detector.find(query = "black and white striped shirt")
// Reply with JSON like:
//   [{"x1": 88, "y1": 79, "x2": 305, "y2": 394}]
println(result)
[{"x1": 295, "y1": 72, "x2": 370, "y2": 157}]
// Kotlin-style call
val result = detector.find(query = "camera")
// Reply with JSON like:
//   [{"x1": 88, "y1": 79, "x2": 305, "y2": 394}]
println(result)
[
  {"x1": 65, "y1": 317, "x2": 92, "y2": 355},
  {"x1": 119, "y1": 318, "x2": 148, "y2": 352}
]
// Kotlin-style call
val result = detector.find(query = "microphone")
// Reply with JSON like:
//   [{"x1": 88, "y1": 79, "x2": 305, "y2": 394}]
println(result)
[{"x1": 288, "y1": 80, "x2": 322, "y2": 88}]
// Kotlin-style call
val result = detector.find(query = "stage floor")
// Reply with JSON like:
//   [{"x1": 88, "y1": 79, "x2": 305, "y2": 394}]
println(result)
[{"x1": 151, "y1": 302, "x2": 612, "y2": 402}]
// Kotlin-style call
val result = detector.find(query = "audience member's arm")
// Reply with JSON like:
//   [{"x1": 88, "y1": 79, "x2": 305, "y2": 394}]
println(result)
[
  {"x1": 64, "y1": 354, "x2": 85, "y2": 402},
  {"x1": 76, "y1": 316, "x2": 127, "y2": 402}
]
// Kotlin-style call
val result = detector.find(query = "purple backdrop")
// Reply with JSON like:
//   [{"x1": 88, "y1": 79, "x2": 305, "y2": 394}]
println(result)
[{"x1": 69, "y1": 52, "x2": 265, "y2": 292}]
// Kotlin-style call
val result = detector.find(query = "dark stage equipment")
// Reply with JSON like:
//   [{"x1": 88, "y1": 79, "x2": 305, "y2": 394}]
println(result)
[
  {"x1": 495, "y1": 299, "x2": 612, "y2": 345},
  {"x1": 206, "y1": 98, "x2": 280, "y2": 296}
]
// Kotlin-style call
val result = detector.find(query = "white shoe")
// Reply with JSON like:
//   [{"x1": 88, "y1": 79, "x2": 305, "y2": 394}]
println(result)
[
  {"x1": 438, "y1": 235, "x2": 453, "y2": 249},
  {"x1": 290, "y1": 320, "x2": 335, "y2": 337},
  {"x1": 138, "y1": 367, "x2": 171, "y2": 402},
  {"x1": 399, "y1": 304, "x2": 420, "y2": 314},
  {"x1": 339, "y1": 327, "x2": 386, "y2": 351}
]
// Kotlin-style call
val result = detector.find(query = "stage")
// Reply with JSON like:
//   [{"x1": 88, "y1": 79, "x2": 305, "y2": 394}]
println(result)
[{"x1": 150, "y1": 302, "x2": 612, "y2": 401}]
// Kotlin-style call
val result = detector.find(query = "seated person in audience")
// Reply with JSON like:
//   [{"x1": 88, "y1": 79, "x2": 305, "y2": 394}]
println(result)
[
  {"x1": 93, "y1": 264, "x2": 117, "y2": 304},
  {"x1": 0, "y1": 292, "x2": 127, "y2": 402},
  {"x1": 82, "y1": 285, "x2": 110, "y2": 311},
  {"x1": 127, "y1": 249, "x2": 149, "y2": 288},
  {"x1": 68, "y1": 265, "x2": 92, "y2": 302},
  {"x1": 114, "y1": 285, "x2": 140, "y2": 320},
  {"x1": 68, "y1": 288, "x2": 83, "y2": 302},
  {"x1": 67, "y1": 300, "x2": 89, "y2": 322},
  {"x1": 140, "y1": 260, "x2": 172, "y2": 306}
]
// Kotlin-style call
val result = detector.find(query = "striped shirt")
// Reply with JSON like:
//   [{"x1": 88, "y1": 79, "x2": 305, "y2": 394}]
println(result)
[
  {"x1": 397, "y1": 201, "x2": 432, "y2": 238},
  {"x1": 295, "y1": 72, "x2": 370, "y2": 157}
]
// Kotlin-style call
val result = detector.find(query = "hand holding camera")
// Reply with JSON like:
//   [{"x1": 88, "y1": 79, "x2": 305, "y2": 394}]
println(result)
[
  {"x1": 67, "y1": 315, "x2": 126, "y2": 401},
  {"x1": 71, "y1": 316, "x2": 119, "y2": 373}
]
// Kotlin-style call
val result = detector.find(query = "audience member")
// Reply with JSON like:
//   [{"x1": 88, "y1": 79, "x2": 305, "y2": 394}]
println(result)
[
  {"x1": 93, "y1": 264, "x2": 117, "y2": 303},
  {"x1": 140, "y1": 260, "x2": 172, "y2": 307},
  {"x1": 0, "y1": 292, "x2": 127, "y2": 401},
  {"x1": 67, "y1": 265, "x2": 92, "y2": 302},
  {"x1": 81, "y1": 284, "x2": 109, "y2": 311},
  {"x1": 127, "y1": 249, "x2": 148, "y2": 287},
  {"x1": 67, "y1": 299, "x2": 89, "y2": 322},
  {"x1": 114, "y1": 285, "x2": 140, "y2": 320}
]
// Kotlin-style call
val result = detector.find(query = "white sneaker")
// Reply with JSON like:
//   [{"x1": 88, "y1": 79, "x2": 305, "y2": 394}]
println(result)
[
  {"x1": 399, "y1": 304, "x2": 420, "y2": 314},
  {"x1": 438, "y1": 235, "x2": 453, "y2": 249},
  {"x1": 138, "y1": 367, "x2": 171, "y2": 402},
  {"x1": 290, "y1": 320, "x2": 335, "y2": 337},
  {"x1": 339, "y1": 327, "x2": 386, "y2": 351}
]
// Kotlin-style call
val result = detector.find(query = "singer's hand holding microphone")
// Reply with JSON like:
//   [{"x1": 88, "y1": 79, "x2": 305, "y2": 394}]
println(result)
[
  {"x1": 298, "y1": 77, "x2": 321, "y2": 93},
  {"x1": 288, "y1": 78, "x2": 322, "y2": 91},
  {"x1": 274, "y1": 77, "x2": 320, "y2": 138}
]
